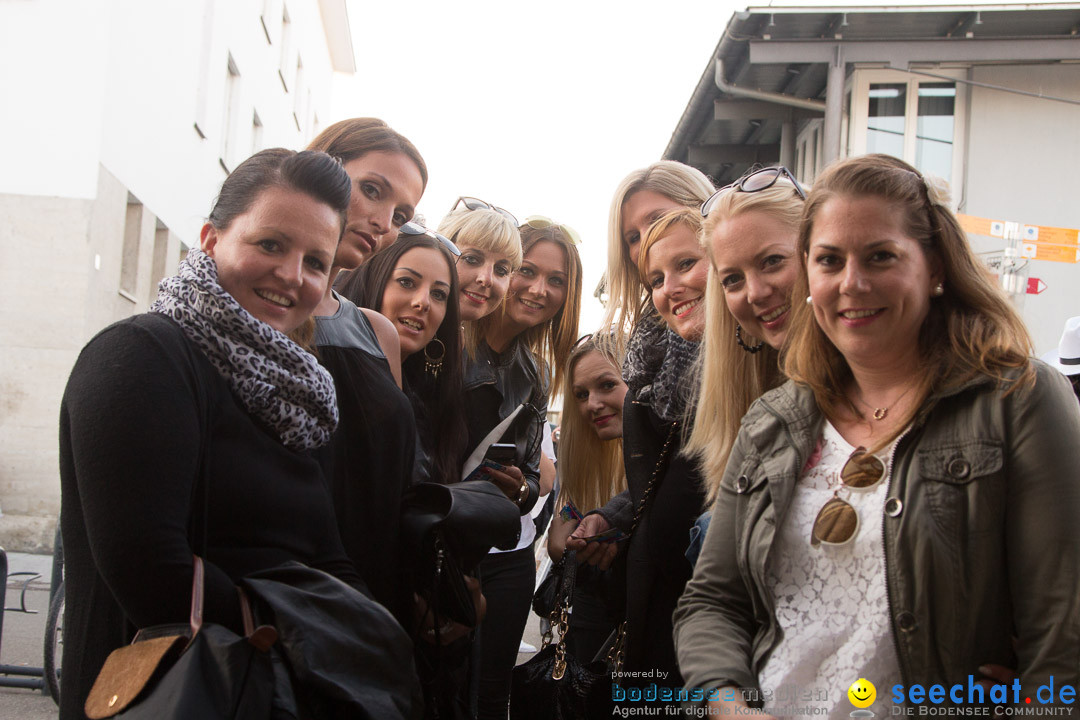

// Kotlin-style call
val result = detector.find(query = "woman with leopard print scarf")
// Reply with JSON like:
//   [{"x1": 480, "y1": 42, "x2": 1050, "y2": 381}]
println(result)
[{"x1": 58, "y1": 148, "x2": 420, "y2": 719}]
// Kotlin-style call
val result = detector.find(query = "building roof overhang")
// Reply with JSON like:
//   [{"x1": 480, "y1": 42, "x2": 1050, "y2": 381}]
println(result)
[{"x1": 663, "y1": 3, "x2": 1080, "y2": 185}]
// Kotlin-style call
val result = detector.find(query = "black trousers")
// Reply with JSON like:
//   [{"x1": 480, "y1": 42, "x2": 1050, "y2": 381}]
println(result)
[{"x1": 475, "y1": 543, "x2": 535, "y2": 720}]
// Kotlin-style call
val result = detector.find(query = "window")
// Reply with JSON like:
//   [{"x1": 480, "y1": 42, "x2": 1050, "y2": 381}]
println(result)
[
  {"x1": 293, "y1": 56, "x2": 305, "y2": 131},
  {"x1": 120, "y1": 194, "x2": 144, "y2": 300},
  {"x1": 915, "y1": 83, "x2": 956, "y2": 182},
  {"x1": 795, "y1": 119, "x2": 823, "y2": 185},
  {"x1": 866, "y1": 83, "x2": 906, "y2": 158},
  {"x1": 149, "y1": 220, "x2": 171, "y2": 305},
  {"x1": 849, "y1": 68, "x2": 967, "y2": 201},
  {"x1": 220, "y1": 54, "x2": 241, "y2": 172},
  {"x1": 278, "y1": 6, "x2": 293, "y2": 91},
  {"x1": 252, "y1": 110, "x2": 264, "y2": 155},
  {"x1": 260, "y1": 0, "x2": 278, "y2": 44}
]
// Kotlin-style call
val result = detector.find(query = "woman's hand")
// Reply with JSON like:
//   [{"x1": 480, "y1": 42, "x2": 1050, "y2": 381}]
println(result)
[
  {"x1": 482, "y1": 463, "x2": 526, "y2": 502},
  {"x1": 547, "y1": 514, "x2": 578, "y2": 562},
  {"x1": 565, "y1": 514, "x2": 620, "y2": 570},
  {"x1": 413, "y1": 576, "x2": 486, "y2": 646}
]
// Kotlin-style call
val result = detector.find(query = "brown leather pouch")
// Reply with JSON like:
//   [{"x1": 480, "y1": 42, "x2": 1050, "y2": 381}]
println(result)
[{"x1": 84, "y1": 633, "x2": 187, "y2": 718}]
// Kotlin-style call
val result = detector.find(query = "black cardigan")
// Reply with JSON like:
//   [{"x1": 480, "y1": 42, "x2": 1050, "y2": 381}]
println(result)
[{"x1": 58, "y1": 313, "x2": 359, "y2": 720}]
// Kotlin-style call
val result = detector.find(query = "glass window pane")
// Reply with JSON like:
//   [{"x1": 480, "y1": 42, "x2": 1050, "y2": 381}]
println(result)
[
  {"x1": 915, "y1": 82, "x2": 955, "y2": 181},
  {"x1": 866, "y1": 83, "x2": 906, "y2": 158}
]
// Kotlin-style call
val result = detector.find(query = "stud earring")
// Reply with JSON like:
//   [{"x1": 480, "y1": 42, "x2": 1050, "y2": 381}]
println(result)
[
  {"x1": 932, "y1": 283, "x2": 944, "y2": 297},
  {"x1": 805, "y1": 295, "x2": 813, "y2": 305},
  {"x1": 424, "y1": 338, "x2": 446, "y2": 379},
  {"x1": 735, "y1": 324, "x2": 765, "y2": 354}
]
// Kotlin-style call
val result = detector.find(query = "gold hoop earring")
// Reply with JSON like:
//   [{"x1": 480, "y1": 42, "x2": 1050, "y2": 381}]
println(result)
[{"x1": 424, "y1": 338, "x2": 446, "y2": 379}]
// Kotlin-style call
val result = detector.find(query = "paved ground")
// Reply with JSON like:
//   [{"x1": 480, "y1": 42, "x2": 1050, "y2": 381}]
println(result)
[
  {"x1": 0, "y1": 552, "x2": 59, "y2": 720},
  {"x1": 0, "y1": 548, "x2": 548, "y2": 720}
]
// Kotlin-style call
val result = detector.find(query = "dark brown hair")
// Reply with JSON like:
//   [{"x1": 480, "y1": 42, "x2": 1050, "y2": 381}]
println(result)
[
  {"x1": 307, "y1": 117, "x2": 428, "y2": 190},
  {"x1": 208, "y1": 148, "x2": 352, "y2": 234},
  {"x1": 339, "y1": 234, "x2": 466, "y2": 484}
]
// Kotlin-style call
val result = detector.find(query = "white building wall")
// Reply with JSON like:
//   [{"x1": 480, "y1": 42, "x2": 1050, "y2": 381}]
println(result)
[
  {"x1": 0, "y1": 0, "x2": 352, "y2": 550},
  {"x1": 963, "y1": 63, "x2": 1080, "y2": 355}
]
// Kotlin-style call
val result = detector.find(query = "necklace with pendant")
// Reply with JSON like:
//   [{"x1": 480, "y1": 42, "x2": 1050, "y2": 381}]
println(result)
[{"x1": 855, "y1": 383, "x2": 917, "y2": 421}]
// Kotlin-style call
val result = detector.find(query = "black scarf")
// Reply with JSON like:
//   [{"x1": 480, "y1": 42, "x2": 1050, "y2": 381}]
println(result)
[{"x1": 622, "y1": 309, "x2": 700, "y2": 424}]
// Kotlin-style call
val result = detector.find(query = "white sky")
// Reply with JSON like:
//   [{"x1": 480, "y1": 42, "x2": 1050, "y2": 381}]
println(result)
[
  {"x1": 330, "y1": 0, "x2": 1041, "y2": 330},
  {"x1": 332, "y1": 0, "x2": 742, "y2": 330}
]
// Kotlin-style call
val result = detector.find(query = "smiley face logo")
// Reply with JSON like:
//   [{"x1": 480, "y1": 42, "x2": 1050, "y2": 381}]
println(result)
[{"x1": 848, "y1": 678, "x2": 876, "y2": 708}]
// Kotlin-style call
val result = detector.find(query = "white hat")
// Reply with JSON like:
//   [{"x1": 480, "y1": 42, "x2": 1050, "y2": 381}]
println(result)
[{"x1": 1041, "y1": 316, "x2": 1080, "y2": 376}]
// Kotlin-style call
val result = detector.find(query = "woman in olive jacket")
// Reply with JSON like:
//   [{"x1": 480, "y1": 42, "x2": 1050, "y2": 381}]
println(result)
[{"x1": 674, "y1": 155, "x2": 1080, "y2": 716}]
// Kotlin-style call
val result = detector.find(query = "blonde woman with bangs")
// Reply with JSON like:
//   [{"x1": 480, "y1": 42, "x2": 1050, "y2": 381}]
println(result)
[
  {"x1": 547, "y1": 334, "x2": 628, "y2": 660},
  {"x1": 437, "y1": 206, "x2": 522, "y2": 329},
  {"x1": 675, "y1": 155, "x2": 1080, "y2": 717},
  {"x1": 462, "y1": 217, "x2": 582, "y2": 719}
]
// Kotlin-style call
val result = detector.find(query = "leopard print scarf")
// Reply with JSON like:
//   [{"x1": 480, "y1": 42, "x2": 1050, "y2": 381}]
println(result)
[{"x1": 150, "y1": 249, "x2": 338, "y2": 450}]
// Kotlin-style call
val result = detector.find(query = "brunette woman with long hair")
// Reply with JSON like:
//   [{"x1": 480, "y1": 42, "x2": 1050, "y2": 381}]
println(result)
[{"x1": 306, "y1": 118, "x2": 427, "y2": 619}]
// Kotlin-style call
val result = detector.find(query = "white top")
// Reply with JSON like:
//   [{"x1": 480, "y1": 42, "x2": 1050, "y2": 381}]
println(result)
[{"x1": 758, "y1": 421, "x2": 902, "y2": 717}]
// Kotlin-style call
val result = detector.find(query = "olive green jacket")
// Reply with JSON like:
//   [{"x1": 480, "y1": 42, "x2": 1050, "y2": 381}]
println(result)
[{"x1": 673, "y1": 361, "x2": 1080, "y2": 706}]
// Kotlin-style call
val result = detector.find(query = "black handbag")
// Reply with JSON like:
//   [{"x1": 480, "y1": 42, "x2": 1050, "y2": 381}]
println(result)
[
  {"x1": 83, "y1": 556, "x2": 277, "y2": 720},
  {"x1": 531, "y1": 555, "x2": 565, "y2": 619},
  {"x1": 510, "y1": 551, "x2": 609, "y2": 720},
  {"x1": 401, "y1": 479, "x2": 521, "y2": 628}
]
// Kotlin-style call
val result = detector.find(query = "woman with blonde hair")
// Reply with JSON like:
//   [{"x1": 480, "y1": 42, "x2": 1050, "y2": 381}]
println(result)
[
  {"x1": 686, "y1": 167, "x2": 805, "y2": 509},
  {"x1": 547, "y1": 334, "x2": 628, "y2": 659},
  {"x1": 570, "y1": 207, "x2": 709, "y2": 697},
  {"x1": 599, "y1": 160, "x2": 715, "y2": 355},
  {"x1": 436, "y1": 199, "x2": 522, "y2": 336},
  {"x1": 675, "y1": 154, "x2": 1080, "y2": 716},
  {"x1": 464, "y1": 218, "x2": 582, "y2": 719}
]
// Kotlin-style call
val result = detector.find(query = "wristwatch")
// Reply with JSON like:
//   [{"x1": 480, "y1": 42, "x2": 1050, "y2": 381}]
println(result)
[{"x1": 515, "y1": 478, "x2": 530, "y2": 506}]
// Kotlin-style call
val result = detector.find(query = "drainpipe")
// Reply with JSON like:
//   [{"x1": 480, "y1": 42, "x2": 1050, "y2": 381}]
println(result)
[
  {"x1": 714, "y1": 59, "x2": 826, "y2": 112},
  {"x1": 714, "y1": 59, "x2": 827, "y2": 169}
]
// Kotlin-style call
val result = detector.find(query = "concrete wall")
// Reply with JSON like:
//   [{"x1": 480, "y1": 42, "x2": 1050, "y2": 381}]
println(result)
[
  {"x1": 963, "y1": 63, "x2": 1080, "y2": 355},
  {"x1": 0, "y1": 167, "x2": 183, "y2": 551}
]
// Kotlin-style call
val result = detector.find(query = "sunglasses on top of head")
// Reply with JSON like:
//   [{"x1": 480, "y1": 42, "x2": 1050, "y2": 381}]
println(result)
[
  {"x1": 450, "y1": 196, "x2": 519, "y2": 227},
  {"x1": 701, "y1": 166, "x2": 807, "y2": 217},
  {"x1": 522, "y1": 215, "x2": 582, "y2": 246},
  {"x1": 399, "y1": 221, "x2": 461, "y2": 257}
]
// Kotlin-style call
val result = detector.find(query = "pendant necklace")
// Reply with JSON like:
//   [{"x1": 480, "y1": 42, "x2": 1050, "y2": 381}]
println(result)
[{"x1": 856, "y1": 383, "x2": 917, "y2": 421}]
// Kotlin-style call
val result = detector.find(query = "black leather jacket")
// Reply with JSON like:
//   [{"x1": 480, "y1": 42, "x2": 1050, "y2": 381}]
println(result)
[{"x1": 462, "y1": 340, "x2": 546, "y2": 515}]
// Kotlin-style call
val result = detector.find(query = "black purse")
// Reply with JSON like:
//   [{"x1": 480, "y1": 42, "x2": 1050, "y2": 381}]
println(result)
[
  {"x1": 510, "y1": 551, "x2": 609, "y2": 720},
  {"x1": 84, "y1": 556, "x2": 277, "y2": 720},
  {"x1": 401, "y1": 479, "x2": 521, "y2": 629},
  {"x1": 531, "y1": 554, "x2": 566, "y2": 619}
]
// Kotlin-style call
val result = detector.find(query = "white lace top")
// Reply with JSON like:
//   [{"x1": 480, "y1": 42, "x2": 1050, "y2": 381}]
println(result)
[{"x1": 758, "y1": 421, "x2": 902, "y2": 716}]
